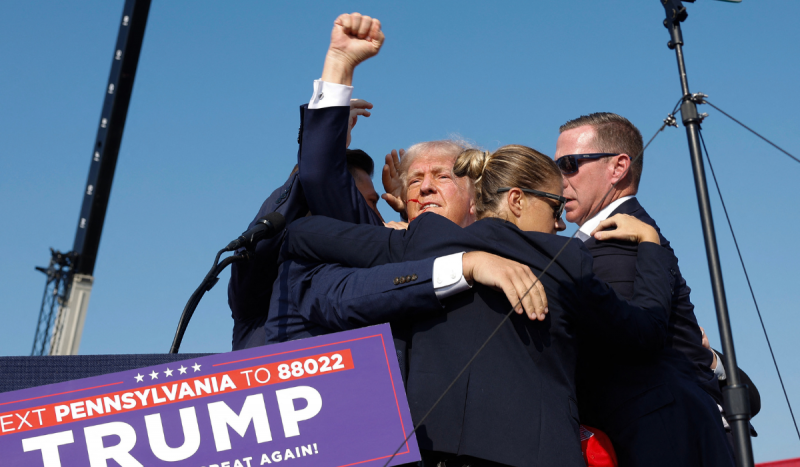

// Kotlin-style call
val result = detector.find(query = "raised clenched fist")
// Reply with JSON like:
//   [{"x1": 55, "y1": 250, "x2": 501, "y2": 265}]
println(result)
[{"x1": 328, "y1": 13, "x2": 385, "y2": 69}]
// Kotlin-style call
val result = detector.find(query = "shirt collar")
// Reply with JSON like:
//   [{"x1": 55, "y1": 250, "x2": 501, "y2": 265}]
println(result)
[{"x1": 576, "y1": 196, "x2": 635, "y2": 242}]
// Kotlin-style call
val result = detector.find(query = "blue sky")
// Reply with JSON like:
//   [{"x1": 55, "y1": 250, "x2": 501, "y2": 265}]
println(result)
[{"x1": 1, "y1": 1, "x2": 798, "y2": 462}]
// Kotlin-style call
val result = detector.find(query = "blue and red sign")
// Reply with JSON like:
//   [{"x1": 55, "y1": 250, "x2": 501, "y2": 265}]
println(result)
[{"x1": 0, "y1": 324, "x2": 419, "y2": 467}]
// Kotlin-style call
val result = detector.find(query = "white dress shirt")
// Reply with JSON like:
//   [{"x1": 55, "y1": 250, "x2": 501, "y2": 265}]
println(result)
[{"x1": 575, "y1": 196, "x2": 635, "y2": 243}]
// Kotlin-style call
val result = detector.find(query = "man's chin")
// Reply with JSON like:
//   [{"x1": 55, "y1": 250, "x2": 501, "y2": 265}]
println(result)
[
  {"x1": 564, "y1": 211, "x2": 581, "y2": 226},
  {"x1": 417, "y1": 207, "x2": 444, "y2": 217}
]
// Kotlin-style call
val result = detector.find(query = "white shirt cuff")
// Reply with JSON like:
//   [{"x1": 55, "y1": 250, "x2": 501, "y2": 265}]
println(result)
[
  {"x1": 433, "y1": 252, "x2": 472, "y2": 300},
  {"x1": 713, "y1": 350, "x2": 727, "y2": 381},
  {"x1": 308, "y1": 80, "x2": 352, "y2": 109}
]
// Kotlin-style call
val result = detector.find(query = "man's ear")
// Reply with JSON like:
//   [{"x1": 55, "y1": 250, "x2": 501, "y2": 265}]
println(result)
[{"x1": 609, "y1": 154, "x2": 631, "y2": 184}]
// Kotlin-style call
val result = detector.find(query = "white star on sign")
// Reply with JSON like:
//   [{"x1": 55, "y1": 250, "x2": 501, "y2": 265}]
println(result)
[
  {"x1": 164, "y1": 368, "x2": 173, "y2": 377},
  {"x1": 178, "y1": 365, "x2": 187, "y2": 375},
  {"x1": 149, "y1": 371, "x2": 159, "y2": 380},
  {"x1": 135, "y1": 373, "x2": 144, "y2": 383},
  {"x1": 192, "y1": 363, "x2": 201, "y2": 372}
]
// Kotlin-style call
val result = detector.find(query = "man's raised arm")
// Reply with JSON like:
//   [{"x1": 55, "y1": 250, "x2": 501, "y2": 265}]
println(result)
[{"x1": 299, "y1": 13, "x2": 386, "y2": 225}]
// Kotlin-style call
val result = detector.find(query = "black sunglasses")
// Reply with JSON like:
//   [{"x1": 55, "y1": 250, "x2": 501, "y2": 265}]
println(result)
[
  {"x1": 555, "y1": 153, "x2": 619, "y2": 174},
  {"x1": 496, "y1": 187, "x2": 566, "y2": 220}
]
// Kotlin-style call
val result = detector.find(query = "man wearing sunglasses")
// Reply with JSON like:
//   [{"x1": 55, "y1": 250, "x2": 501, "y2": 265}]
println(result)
[{"x1": 555, "y1": 112, "x2": 736, "y2": 466}]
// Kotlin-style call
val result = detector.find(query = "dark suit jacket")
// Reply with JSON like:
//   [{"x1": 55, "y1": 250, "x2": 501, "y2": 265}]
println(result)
[
  {"x1": 281, "y1": 213, "x2": 678, "y2": 467},
  {"x1": 227, "y1": 104, "x2": 381, "y2": 350},
  {"x1": 582, "y1": 197, "x2": 721, "y2": 404},
  {"x1": 263, "y1": 257, "x2": 440, "y2": 344},
  {"x1": 576, "y1": 197, "x2": 735, "y2": 466}
]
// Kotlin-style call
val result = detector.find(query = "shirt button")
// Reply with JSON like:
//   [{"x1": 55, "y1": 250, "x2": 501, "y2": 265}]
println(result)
[
  {"x1": 436, "y1": 276, "x2": 442, "y2": 285},
  {"x1": 318, "y1": 92, "x2": 324, "y2": 100}
]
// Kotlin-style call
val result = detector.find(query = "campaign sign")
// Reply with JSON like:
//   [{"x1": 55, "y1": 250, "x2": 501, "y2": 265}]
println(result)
[{"x1": 0, "y1": 324, "x2": 419, "y2": 467}]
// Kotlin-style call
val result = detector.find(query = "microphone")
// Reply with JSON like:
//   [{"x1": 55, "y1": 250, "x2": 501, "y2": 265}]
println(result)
[{"x1": 224, "y1": 212, "x2": 286, "y2": 251}]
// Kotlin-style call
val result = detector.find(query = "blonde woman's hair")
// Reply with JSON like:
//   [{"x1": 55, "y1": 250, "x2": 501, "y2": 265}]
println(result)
[{"x1": 453, "y1": 144, "x2": 561, "y2": 218}]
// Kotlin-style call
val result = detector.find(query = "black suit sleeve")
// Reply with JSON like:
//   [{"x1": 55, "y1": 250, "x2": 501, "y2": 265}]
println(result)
[
  {"x1": 578, "y1": 242, "x2": 677, "y2": 353},
  {"x1": 281, "y1": 215, "x2": 402, "y2": 267},
  {"x1": 282, "y1": 212, "x2": 477, "y2": 267},
  {"x1": 284, "y1": 258, "x2": 442, "y2": 331},
  {"x1": 297, "y1": 105, "x2": 382, "y2": 226}
]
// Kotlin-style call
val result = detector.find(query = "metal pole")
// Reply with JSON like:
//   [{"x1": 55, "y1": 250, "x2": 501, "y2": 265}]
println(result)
[{"x1": 662, "y1": 2, "x2": 754, "y2": 465}]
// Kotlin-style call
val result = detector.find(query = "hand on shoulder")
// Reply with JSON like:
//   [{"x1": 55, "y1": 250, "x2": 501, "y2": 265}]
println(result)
[{"x1": 590, "y1": 213, "x2": 660, "y2": 244}]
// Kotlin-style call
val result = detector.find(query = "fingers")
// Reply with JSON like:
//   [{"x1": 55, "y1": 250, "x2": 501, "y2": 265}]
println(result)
[
  {"x1": 334, "y1": 13, "x2": 374, "y2": 37},
  {"x1": 591, "y1": 215, "x2": 639, "y2": 243},
  {"x1": 387, "y1": 151, "x2": 399, "y2": 178},
  {"x1": 347, "y1": 13, "x2": 361, "y2": 36},
  {"x1": 383, "y1": 221, "x2": 409, "y2": 230},
  {"x1": 494, "y1": 262, "x2": 546, "y2": 321},
  {"x1": 382, "y1": 149, "x2": 404, "y2": 199},
  {"x1": 466, "y1": 253, "x2": 549, "y2": 322},
  {"x1": 334, "y1": 13, "x2": 352, "y2": 31},
  {"x1": 349, "y1": 98, "x2": 373, "y2": 110},
  {"x1": 531, "y1": 277, "x2": 548, "y2": 321},
  {"x1": 381, "y1": 193, "x2": 406, "y2": 213},
  {"x1": 382, "y1": 157, "x2": 395, "y2": 191},
  {"x1": 370, "y1": 19, "x2": 384, "y2": 46},
  {"x1": 512, "y1": 274, "x2": 537, "y2": 319},
  {"x1": 590, "y1": 217, "x2": 618, "y2": 238},
  {"x1": 350, "y1": 108, "x2": 369, "y2": 127},
  {"x1": 357, "y1": 15, "x2": 372, "y2": 39},
  {"x1": 338, "y1": 13, "x2": 377, "y2": 40},
  {"x1": 514, "y1": 269, "x2": 547, "y2": 321},
  {"x1": 699, "y1": 326, "x2": 711, "y2": 349}
]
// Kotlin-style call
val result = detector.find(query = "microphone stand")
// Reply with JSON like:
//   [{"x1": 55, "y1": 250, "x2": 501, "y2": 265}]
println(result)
[
  {"x1": 169, "y1": 249, "x2": 251, "y2": 354},
  {"x1": 661, "y1": 1, "x2": 754, "y2": 466}
]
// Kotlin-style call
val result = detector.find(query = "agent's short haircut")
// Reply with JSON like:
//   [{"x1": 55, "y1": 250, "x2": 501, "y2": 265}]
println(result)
[
  {"x1": 346, "y1": 149, "x2": 374, "y2": 177},
  {"x1": 559, "y1": 112, "x2": 644, "y2": 189}
]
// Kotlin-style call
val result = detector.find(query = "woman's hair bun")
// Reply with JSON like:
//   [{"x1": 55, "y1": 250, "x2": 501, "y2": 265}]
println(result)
[{"x1": 454, "y1": 148, "x2": 491, "y2": 181}]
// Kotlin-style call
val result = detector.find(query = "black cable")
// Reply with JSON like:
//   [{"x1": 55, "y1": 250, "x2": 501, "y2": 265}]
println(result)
[
  {"x1": 703, "y1": 100, "x2": 799, "y2": 165},
  {"x1": 170, "y1": 250, "x2": 246, "y2": 354},
  {"x1": 698, "y1": 129, "x2": 800, "y2": 444},
  {"x1": 382, "y1": 117, "x2": 670, "y2": 467}
]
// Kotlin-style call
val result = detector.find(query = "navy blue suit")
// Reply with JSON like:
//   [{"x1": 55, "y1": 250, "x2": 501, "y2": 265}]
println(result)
[
  {"x1": 280, "y1": 213, "x2": 678, "y2": 467},
  {"x1": 577, "y1": 197, "x2": 734, "y2": 466},
  {"x1": 227, "y1": 104, "x2": 381, "y2": 350}
]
